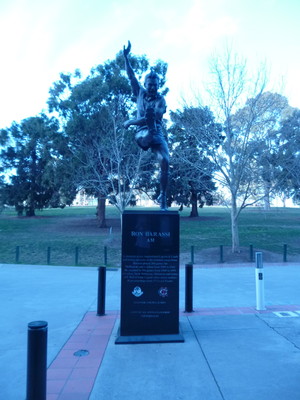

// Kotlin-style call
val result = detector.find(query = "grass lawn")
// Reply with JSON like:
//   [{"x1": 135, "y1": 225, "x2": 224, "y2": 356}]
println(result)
[{"x1": 1, "y1": 205, "x2": 300, "y2": 266}]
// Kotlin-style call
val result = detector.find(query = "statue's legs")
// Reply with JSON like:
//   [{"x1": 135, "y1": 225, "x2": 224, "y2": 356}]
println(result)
[
  {"x1": 135, "y1": 108, "x2": 157, "y2": 151},
  {"x1": 154, "y1": 143, "x2": 169, "y2": 211},
  {"x1": 137, "y1": 107, "x2": 169, "y2": 210}
]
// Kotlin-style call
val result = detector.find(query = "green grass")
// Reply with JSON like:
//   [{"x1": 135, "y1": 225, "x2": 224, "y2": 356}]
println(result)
[{"x1": 1, "y1": 205, "x2": 300, "y2": 266}]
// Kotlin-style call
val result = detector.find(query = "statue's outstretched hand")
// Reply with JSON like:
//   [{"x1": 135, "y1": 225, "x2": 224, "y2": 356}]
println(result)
[{"x1": 123, "y1": 40, "x2": 131, "y2": 58}]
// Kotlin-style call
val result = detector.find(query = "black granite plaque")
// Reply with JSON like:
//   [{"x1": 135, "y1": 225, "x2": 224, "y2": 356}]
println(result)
[{"x1": 116, "y1": 210, "x2": 183, "y2": 344}]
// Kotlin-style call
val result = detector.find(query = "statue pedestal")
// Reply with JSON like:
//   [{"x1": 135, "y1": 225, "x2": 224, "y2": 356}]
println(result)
[{"x1": 115, "y1": 210, "x2": 184, "y2": 344}]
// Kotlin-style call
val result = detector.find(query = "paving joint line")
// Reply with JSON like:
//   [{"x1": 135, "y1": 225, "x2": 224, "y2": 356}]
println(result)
[
  {"x1": 187, "y1": 315, "x2": 226, "y2": 400},
  {"x1": 255, "y1": 313, "x2": 300, "y2": 351}
]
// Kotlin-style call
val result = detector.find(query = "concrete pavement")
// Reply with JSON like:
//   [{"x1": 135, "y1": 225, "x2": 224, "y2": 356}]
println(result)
[
  {"x1": 90, "y1": 312, "x2": 300, "y2": 400},
  {"x1": 1, "y1": 262, "x2": 300, "y2": 399}
]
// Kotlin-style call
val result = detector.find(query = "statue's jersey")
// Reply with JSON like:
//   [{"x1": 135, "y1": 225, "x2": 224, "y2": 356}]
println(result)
[{"x1": 135, "y1": 88, "x2": 167, "y2": 150}]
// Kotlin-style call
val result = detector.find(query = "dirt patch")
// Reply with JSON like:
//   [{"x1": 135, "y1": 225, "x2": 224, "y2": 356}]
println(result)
[
  {"x1": 181, "y1": 246, "x2": 300, "y2": 265},
  {"x1": 180, "y1": 216, "x2": 223, "y2": 222},
  {"x1": 40, "y1": 217, "x2": 121, "y2": 236}
]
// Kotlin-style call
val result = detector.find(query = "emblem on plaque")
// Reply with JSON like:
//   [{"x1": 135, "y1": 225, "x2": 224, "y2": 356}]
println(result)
[
  {"x1": 132, "y1": 286, "x2": 143, "y2": 297},
  {"x1": 158, "y1": 287, "x2": 168, "y2": 297}
]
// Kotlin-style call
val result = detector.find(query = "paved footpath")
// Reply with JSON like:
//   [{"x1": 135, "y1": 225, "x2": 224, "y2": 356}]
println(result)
[{"x1": 1, "y1": 262, "x2": 300, "y2": 399}]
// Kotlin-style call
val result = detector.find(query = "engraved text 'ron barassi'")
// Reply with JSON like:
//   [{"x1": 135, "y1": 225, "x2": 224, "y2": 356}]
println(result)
[{"x1": 131, "y1": 231, "x2": 171, "y2": 242}]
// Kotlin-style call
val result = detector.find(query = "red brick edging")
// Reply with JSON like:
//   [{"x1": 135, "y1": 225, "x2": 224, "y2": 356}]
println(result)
[
  {"x1": 46, "y1": 305, "x2": 300, "y2": 399},
  {"x1": 47, "y1": 311, "x2": 117, "y2": 400}
]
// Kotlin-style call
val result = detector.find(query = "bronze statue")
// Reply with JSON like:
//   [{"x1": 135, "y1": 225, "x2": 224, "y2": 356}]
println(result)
[{"x1": 123, "y1": 41, "x2": 169, "y2": 210}]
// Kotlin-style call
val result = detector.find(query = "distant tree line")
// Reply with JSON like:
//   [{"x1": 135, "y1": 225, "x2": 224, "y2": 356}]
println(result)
[{"x1": 1, "y1": 46, "x2": 300, "y2": 251}]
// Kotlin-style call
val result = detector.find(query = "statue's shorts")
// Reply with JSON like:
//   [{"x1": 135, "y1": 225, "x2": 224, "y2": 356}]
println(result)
[{"x1": 135, "y1": 127, "x2": 166, "y2": 151}]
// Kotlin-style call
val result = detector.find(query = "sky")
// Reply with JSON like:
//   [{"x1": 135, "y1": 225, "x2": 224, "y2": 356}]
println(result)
[{"x1": 1, "y1": 0, "x2": 300, "y2": 129}]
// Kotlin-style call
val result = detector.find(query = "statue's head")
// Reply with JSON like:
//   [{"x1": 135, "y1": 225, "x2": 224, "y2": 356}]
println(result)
[{"x1": 144, "y1": 69, "x2": 159, "y2": 97}]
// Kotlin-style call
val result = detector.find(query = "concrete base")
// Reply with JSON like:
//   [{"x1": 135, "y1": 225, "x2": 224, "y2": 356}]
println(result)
[{"x1": 115, "y1": 326, "x2": 184, "y2": 344}]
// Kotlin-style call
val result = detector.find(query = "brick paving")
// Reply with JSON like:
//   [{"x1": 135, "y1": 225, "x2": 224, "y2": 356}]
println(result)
[
  {"x1": 47, "y1": 311, "x2": 118, "y2": 400},
  {"x1": 46, "y1": 304, "x2": 300, "y2": 399}
]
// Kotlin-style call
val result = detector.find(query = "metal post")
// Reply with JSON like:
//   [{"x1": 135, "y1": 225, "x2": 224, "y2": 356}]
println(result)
[
  {"x1": 47, "y1": 247, "x2": 51, "y2": 265},
  {"x1": 185, "y1": 263, "x2": 194, "y2": 312},
  {"x1": 104, "y1": 246, "x2": 108, "y2": 265},
  {"x1": 219, "y1": 245, "x2": 224, "y2": 263},
  {"x1": 255, "y1": 252, "x2": 266, "y2": 311},
  {"x1": 97, "y1": 266, "x2": 106, "y2": 316},
  {"x1": 75, "y1": 246, "x2": 79, "y2": 266},
  {"x1": 190, "y1": 245, "x2": 195, "y2": 264},
  {"x1": 249, "y1": 244, "x2": 254, "y2": 262},
  {"x1": 16, "y1": 246, "x2": 20, "y2": 263},
  {"x1": 283, "y1": 244, "x2": 287, "y2": 262},
  {"x1": 26, "y1": 321, "x2": 48, "y2": 400}
]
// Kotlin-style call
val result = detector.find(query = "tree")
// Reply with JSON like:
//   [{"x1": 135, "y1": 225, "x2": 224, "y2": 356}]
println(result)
[
  {"x1": 168, "y1": 106, "x2": 221, "y2": 216},
  {"x1": 0, "y1": 176, "x2": 4, "y2": 213},
  {"x1": 48, "y1": 53, "x2": 168, "y2": 226},
  {"x1": 69, "y1": 103, "x2": 147, "y2": 214},
  {"x1": 1, "y1": 115, "x2": 74, "y2": 216},
  {"x1": 274, "y1": 109, "x2": 300, "y2": 204},
  {"x1": 48, "y1": 53, "x2": 166, "y2": 227},
  {"x1": 201, "y1": 47, "x2": 286, "y2": 252},
  {"x1": 231, "y1": 92, "x2": 293, "y2": 210}
]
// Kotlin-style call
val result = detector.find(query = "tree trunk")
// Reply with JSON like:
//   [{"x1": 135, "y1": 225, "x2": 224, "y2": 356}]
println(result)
[
  {"x1": 263, "y1": 196, "x2": 271, "y2": 210},
  {"x1": 282, "y1": 196, "x2": 286, "y2": 207},
  {"x1": 16, "y1": 204, "x2": 24, "y2": 217},
  {"x1": 263, "y1": 181, "x2": 271, "y2": 210},
  {"x1": 189, "y1": 191, "x2": 199, "y2": 218},
  {"x1": 97, "y1": 196, "x2": 107, "y2": 228},
  {"x1": 231, "y1": 197, "x2": 240, "y2": 253},
  {"x1": 26, "y1": 208, "x2": 35, "y2": 217}
]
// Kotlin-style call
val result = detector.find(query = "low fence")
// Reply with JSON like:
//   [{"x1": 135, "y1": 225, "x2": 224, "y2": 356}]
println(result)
[
  {"x1": 0, "y1": 245, "x2": 119, "y2": 267},
  {"x1": 0, "y1": 243, "x2": 295, "y2": 266}
]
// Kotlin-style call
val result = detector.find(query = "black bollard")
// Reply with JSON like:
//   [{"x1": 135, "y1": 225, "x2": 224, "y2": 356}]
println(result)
[
  {"x1": 185, "y1": 263, "x2": 194, "y2": 313},
  {"x1": 26, "y1": 321, "x2": 48, "y2": 400},
  {"x1": 97, "y1": 266, "x2": 106, "y2": 316}
]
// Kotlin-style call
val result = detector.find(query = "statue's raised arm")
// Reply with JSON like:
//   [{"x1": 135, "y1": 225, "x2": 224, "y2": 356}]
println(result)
[
  {"x1": 123, "y1": 41, "x2": 139, "y2": 97},
  {"x1": 123, "y1": 40, "x2": 131, "y2": 58}
]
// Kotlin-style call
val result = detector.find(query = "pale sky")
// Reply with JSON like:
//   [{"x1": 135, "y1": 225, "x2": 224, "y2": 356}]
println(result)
[{"x1": 1, "y1": 0, "x2": 300, "y2": 129}]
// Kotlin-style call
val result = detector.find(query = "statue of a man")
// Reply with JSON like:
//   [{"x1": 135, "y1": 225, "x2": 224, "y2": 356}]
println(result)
[{"x1": 123, "y1": 41, "x2": 169, "y2": 211}]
